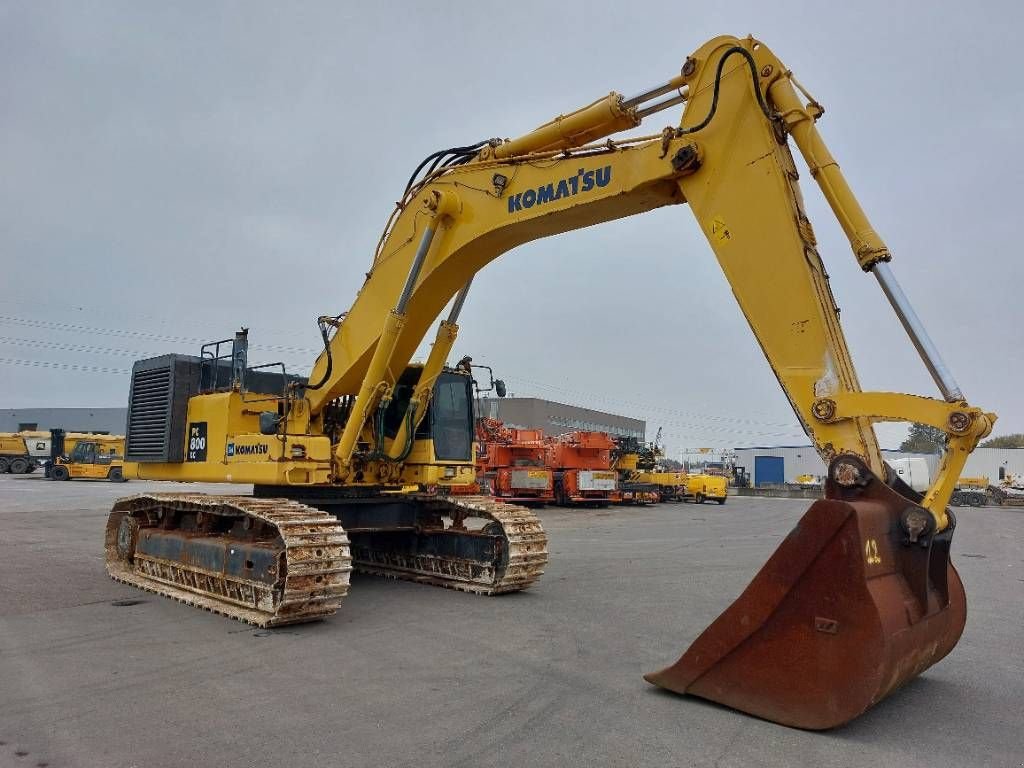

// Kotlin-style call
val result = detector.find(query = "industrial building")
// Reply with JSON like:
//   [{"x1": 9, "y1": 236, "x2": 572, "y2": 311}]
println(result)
[
  {"x1": 733, "y1": 445, "x2": 1024, "y2": 486},
  {"x1": 0, "y1": 407, "x2": 126, "y2": 435},
  {"x1": 477, "y1": 397, "x2": 644, "y2": 439},
  {"x1": 961, "y1": 448, "x2": 1024, "y2": 481}
]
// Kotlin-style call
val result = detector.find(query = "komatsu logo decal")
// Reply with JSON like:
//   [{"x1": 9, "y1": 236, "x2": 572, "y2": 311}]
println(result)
[
  {"x1": 507, "y1": 165, "x2": 612, "y2": 214},
  {"x1": 226, "y1": 442, "x2": 269, "y2": 457}
]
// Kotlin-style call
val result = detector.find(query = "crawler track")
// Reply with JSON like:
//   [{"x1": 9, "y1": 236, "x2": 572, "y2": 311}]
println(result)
[
  {"x1": 351, "y1": 494, "x2": 548, "y2": 594},
  {"x1": 105, "y1": 494, "x2": 351, "y2": 627},
  {"x1": 104, "y1": 492, "x2": 546, "y2": 627}
]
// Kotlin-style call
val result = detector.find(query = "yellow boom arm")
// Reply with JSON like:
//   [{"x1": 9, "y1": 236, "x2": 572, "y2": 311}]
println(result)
[{"x1": 306, "y1": 35, "x2": 993, "y2": 526}]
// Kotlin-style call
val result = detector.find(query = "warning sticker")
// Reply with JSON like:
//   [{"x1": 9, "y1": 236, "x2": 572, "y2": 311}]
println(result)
[{"x1": 711, "y1": 214, "x2": 732, "y2": 243}]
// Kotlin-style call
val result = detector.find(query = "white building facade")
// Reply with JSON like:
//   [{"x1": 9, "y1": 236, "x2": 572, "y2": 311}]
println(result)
[
  {"x1": 733, "y1": 445, "x2": 1023, "y2": 486},
  {"x1": 733, "y1": 445, "x2": 970, "y2": 486}
]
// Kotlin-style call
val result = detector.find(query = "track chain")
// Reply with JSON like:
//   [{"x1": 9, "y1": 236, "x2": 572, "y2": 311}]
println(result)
[
  {"x1": 105, "y1": 494, "x2": 351, "y2": 627},
  {"x1": 352, "y1": 494, "x2": 548, "y2": 594}
]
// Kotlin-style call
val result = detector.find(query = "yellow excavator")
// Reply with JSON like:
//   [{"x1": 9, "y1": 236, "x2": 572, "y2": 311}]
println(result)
[{"x1": 105, "y1": 35, "x2": 995, "y2": 730}]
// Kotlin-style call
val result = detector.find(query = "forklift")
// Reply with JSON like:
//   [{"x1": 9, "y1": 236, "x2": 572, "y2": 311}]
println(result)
[{"x1": 47, "y1": 429, "x2": 127, "y2": 482}]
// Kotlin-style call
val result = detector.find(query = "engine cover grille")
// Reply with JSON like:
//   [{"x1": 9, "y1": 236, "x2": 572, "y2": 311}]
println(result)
[{"x1": 125, "y1": 355, "x2": 200, "y2": 462}]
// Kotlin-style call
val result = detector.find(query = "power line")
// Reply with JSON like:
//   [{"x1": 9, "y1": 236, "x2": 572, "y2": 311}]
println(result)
[
  {"x1": 0, "y1": 311, "x2": 793, "y2": 429},
  {"x1": 0, "y1": 336, "x2": 146, "y2": 358},
  {"x1": 0, "y1": 357, "x2": 131, "y2": 375},
  {"x1": 502, "y1": 375, "x2": 802, "y2": 431},
  {"x1": 0, "y1": 313, "x2": 806, "y2": 439},
  {"x1": 0, "y1": 315, "x2": 323, "y2": 356},
  {"x1": 0, "y1": 298, "x2": 338, "y2": 340},
  {"x1": 0, "y1": 335, "x2": 311, "y2": 373}
]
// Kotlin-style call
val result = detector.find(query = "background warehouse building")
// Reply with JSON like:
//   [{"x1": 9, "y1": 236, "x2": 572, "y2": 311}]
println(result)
[
  {"x1": 477, "y1": 397, "x2": 644, "y2": 439},
  {"x1": 734, "y1": 445, "x2": 1024, "y2": 486},
  {"x1": 0, "y1": 407, "x2": 126, "y2": 434}
]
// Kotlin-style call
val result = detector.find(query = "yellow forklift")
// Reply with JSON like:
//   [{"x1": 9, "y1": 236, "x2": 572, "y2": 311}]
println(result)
[{"x1": 48, "y1": 429, "x2": 127, "y2": 482}]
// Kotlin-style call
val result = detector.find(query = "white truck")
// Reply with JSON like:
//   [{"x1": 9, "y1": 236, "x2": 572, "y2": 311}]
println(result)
[{"x1": 888, "y1": 457, "x2": 988, "y2": 506}]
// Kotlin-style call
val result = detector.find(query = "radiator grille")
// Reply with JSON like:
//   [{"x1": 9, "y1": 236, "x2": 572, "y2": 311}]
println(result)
[
  {"x1": 126, "y1": 366, "x2": 172, "y2": 460},
  {"x1": 124, "y1": 355, "x2": 200, "y2": 463}
]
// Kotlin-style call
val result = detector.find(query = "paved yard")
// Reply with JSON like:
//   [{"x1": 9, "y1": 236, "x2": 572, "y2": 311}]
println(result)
[{"x1": 0, "y1": 474, "x2": 1020, "y2": 767}]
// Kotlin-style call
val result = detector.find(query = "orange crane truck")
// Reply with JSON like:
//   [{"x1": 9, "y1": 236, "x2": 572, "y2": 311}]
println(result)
[
  {"x1": 475, "y1": 418, "x2": 554, "y2": 505},
  {"x1": 545, "y1": 431, "x2": 618, "y2": 506}
]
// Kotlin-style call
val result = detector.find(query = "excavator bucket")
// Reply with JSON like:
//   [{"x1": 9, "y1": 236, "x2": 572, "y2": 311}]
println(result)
[{"x1": 645, "y1": 455, "x2": 966, "y2": 730}]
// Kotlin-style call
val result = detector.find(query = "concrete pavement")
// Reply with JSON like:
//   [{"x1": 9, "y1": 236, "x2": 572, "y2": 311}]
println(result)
[{"x1": 0, "y1": 473, "x2": 1020, "y2": 768}]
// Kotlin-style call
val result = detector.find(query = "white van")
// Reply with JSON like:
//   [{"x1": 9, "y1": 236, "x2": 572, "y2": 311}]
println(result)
[{"x1": 888, "y1": 457, "x2": 930, "y2": 493}]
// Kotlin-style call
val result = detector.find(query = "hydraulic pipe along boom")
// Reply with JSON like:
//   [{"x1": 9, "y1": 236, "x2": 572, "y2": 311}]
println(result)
[
  {"x1": 871, "y1": 262, "x2": 963, "y2": 401},
  {"x1": 334, "y1": 220, "x2": 441, "y2": 470}
]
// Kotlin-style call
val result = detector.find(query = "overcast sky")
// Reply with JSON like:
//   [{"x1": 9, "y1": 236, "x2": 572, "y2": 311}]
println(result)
[{"x1": 2, "y1": 0, "x2": 1021, "y2": 457}]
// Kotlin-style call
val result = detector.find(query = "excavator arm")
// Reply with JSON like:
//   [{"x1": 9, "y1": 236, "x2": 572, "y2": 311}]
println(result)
[
  {"x1": 306, "y1": 35, "x2": 992, "y2": 528},
  {"x1": 290, "y1": 35, "x2": 997, "y2": 728}
]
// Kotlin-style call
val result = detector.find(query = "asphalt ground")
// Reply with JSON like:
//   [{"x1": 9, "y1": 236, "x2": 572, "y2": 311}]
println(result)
[{"x1": 0, "y1": 473, "x2": 1020, "y2": 768}]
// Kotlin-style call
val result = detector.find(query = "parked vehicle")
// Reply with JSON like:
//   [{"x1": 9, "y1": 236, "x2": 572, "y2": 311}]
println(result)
[
  {"x1": 0, "y1": 433, "x2": 39, "y2": 474},
  {"x1": 683, "y1": 473, "x2": 728, "y2": 505}
]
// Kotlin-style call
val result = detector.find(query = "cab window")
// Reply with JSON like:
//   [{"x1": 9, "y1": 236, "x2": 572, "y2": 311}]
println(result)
[
  {"x1": 430, "y1": 372, "x2": 473, "y2": 461},
  {"x1": 70, "y1": 442, "x2": 97, "y2": 464}
]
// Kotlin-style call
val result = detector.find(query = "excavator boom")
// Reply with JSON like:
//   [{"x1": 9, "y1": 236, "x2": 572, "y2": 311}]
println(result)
[{"x1": 306, "y1": 37, "x2": 991, "y2": 520}]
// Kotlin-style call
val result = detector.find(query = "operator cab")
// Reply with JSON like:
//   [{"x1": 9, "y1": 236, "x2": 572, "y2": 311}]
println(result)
[
  {"x1": 382, "y1": 367, "x2": 475, "y2": 461},
  {"x1": 69, "y1": 441, "x2": 96, "y2": 464},
  {"x1": 67, "y1": 440, "x2": 119, "y2": 465}
]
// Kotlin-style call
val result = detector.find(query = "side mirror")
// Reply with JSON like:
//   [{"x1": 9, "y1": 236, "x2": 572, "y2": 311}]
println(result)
[
  {"x1": 259, "y1": 412, "x2": 280, "y2": 435},
  {"x1": 495, "y1": 379, "x2": 507, "y2": 398}
]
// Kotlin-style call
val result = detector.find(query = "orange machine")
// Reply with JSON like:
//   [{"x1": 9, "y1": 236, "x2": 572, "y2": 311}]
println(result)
[
  {"x1": 545, "y1": 431, "x2": 618, "y2": 506},
  {"x1": 475, "y1": 418, "x2": 554, "y2": 504}
]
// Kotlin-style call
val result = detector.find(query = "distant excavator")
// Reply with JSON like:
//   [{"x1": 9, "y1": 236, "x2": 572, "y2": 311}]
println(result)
[{"x1": 105, "y1": 35, "x2": 994, "y2": 729}]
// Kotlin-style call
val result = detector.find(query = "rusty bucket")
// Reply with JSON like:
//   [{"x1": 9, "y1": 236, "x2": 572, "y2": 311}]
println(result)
[{"x1": 645, "y1": 455, "x2": 966, "y2": 730}]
